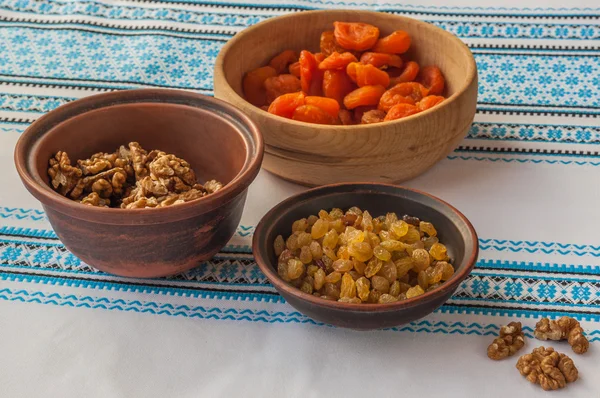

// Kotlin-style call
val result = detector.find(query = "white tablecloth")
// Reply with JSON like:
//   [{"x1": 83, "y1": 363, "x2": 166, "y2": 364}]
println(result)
[{"x1": 1, "y1": 0, "x2": 599, "y2": 396}]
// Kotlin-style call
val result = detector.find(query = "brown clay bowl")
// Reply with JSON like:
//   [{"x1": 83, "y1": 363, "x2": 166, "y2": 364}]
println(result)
[
  {"x1": 14, "y1": 89, "x2": 263, "y2": 278},
  {"x1": 252, "y1": 183, "x2": 478, "y2": 330},
  {"x1": 214, "y1": 10, "x2": 478, "y2": 186}
]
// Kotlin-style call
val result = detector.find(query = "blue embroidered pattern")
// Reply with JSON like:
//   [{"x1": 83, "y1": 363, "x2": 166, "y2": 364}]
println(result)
[
  {"x1": 0, "y1": 1, "x2": 599, "y2": 336},
  {"x1": 1, "y1": 0, "x2": 599, "y2": 40},
  {"x1": 0, "y1": 27, "x2": 221, "y2": 90},
  {"x1": 468, "y1": 123, "x2": 600, "y2": 144}
]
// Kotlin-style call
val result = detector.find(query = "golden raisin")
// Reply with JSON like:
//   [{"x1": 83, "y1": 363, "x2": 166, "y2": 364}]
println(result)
[
  {"x1": 390, "y1": 221, "x2": 409, "y2": 239},
  {"x1": 314, "y1": 268, "x2": 326, "y2": 291},
  {"x1": 332, "y1": 259, "x2": 354, "y2": 272},
  {"x1": 274, "y1": 235, "x2": 285, "y2": 256},
  {"x1": 322, "y1": 229, "x2": 339, "y2": 249},
  {"x1": 309, "y1": 240, "x2": 323, "y2": 259},
  {"x1": 356, "y1": 277, "x2": 371, "y2": 302},
  {"x1": 299, "y1": 246, "x2": 313, "y2": 264},
  {"x1": 371, "y1": 275, "x2": 390, "y2": 294},
  {"x1": 373, "y1": 246, "x2": 392, "y2": 261},
  {"x1": 378, "y1": 294, "x2": 398, "y2": 303},
  {"x1": 349, "y1": 241, "x2": 374, "y2": 262},
  {"x1": 429, "y1": 243, "x2": 448, "y2": 261},
  {"x1": 311, "y1": 219, "x2": 329, "y2": 239},
  {"x1": 406, "y1": 285, "x2": 425, "y2": 298},
  {"x1": 297, "y1": 232, "x2": 312, "y2": 248},
  {"x1": 287, "y1": 259, "x2": 305, "y2": 280},
  {"x1": 389, "y1": 281, "x2": 401, "y2": 297},
  {"x1": 340, "y1": 273, "x2": 357, "y2": 298},
  {"x1": 395, "y1": 257, "x2": 414, "y2": 278},
  {"x1": 325, "y1": 271, "x2": 342, "y2": 284},
  {"x1": 365, "y1": 257, "x2": 383, "y2": 278},
  {"x1": 412, "y1": 248, "x2": 431, "y2": 272},
  {"x1": 420, "y1": 221, "x2": 437, "y2": 237},
  {"x1": 378, "y1": 260, "x2": 398, "y2": 283},
  {"x1": 353, "y1": 259, "x2": 367, "y2": 275},
  {"x1": 380, "y1": 239, "x2": 405, "y2": 252}
]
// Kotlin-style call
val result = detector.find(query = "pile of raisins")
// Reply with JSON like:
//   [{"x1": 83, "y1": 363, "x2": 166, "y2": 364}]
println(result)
[
  {"x1": 243, "y1": 22, "x2": 446, "y2": 125},
  {"x1": 273, "y1": 207, "x2": 455, "y2": 303}
]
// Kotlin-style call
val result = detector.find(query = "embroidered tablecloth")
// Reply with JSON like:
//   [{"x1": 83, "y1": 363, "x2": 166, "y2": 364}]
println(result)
[{"x1": 1, "y1": 1, "x2": 599, "y2": 397}]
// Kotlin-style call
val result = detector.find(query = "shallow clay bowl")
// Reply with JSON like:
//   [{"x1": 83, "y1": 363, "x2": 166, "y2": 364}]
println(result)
[
  {"x1": 14, "y1": 89, "x2": 263, "y2": 278},
  {"x1": 253, "y1": 183, "x2": 478, "y2": 330},
  {"x1": 214, "y1": 10, "x2": 477, "y2": 186}
]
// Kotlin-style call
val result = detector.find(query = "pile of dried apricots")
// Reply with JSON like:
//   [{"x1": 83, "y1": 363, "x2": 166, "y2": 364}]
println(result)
[{"x1": 242, "y1": 22, "x2": 446, "y2": 125}]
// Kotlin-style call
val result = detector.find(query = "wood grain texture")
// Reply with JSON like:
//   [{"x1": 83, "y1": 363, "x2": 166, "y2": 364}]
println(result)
[{"x1": 214, "y1": 10, "x2": 477, "y2": 186}]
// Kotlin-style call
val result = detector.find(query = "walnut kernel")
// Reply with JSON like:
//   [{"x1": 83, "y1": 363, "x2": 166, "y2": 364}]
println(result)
[
  {"x1": 516, "y1": 347, "x2": 578, "y2": 391},
  {"x1": 534, "y1": 316, "x2": 589, "y2": 354},
  {"x1": 487, "y1": 321, "x2": 525, "y2": 360}
]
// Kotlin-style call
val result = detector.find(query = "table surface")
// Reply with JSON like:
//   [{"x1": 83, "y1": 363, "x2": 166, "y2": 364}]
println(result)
[{"x1": 1, "y1": 0, "x2": 599, "y2": 397}]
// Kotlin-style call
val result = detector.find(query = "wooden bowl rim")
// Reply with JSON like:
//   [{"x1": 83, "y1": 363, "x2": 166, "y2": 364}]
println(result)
[
  {"x1": 14, "y1": 89, "x2": 264, "y2": 224},
  {"x1": 252, "y1": 182, "x2": 479, "y2": 313},
  {"x1": 215, "y1": 9, "x2": 477, "y2": 130}
]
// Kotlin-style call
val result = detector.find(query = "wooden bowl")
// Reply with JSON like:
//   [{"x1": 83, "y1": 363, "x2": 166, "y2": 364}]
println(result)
[
  {"x1": 14, "y1": 89, "x2": 263, "y2": 278},
  {"x1": 252, "y1": 183, "x2": 479, "y2": 330},
  {"x1": 214, "y1": 10, "x2": 478, "y2": 186}
]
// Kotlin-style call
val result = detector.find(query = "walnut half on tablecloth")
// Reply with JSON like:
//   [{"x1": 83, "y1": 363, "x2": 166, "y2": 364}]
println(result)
[
  {"x1": 487, "y1": 321, "x2": 525, "y2": 360},
  {"x1": 47, "y1": 142, "x2": 223, "y2": 209},
  {"x1": 534, "y1": 316, "x2": 589, "y2": 355},
  {"x1": 516, "y1": 346, "x2": 578, "y2": 391}
]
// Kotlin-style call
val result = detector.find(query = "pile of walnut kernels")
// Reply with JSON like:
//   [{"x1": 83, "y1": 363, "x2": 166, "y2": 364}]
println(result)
[
  {"x1": 487, "y1": 316, "x2": 589, "y2": 391},
  {"x1": 47, "y1": 142, "x2": 223, "y2": 209}
]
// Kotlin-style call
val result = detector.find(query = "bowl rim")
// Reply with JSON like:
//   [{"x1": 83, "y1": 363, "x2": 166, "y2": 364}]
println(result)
[
  {"x1": 14, "y1": 89, "x2": 264, "y2": 224},
  {"x1": 214, "y1": 9, "x2": 478, "y2": 129},
  {"x1": 252, "y1": 182, "x2": 479, "y2": 312}
]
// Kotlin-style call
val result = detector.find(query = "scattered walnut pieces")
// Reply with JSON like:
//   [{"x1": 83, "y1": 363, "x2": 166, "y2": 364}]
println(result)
[
  {"x1": 534, "y1": 316, "x2": 589, "y2": 354},
  {"x1": 487, "y1": 321, "x2": 525, "y2": 360},
  {"x1": 47, "y1": 142, "x2": 223, "y2": 209},
  {"x1": 516, "y1": 346, "x2": 578, "y2": 391}
]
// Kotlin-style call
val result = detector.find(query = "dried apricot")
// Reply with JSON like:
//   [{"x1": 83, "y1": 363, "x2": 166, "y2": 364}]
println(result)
[
  {"x1": 268, "y1": 91, "x2": 306, "y2": 118},
  {"x1": 353, "y1": 105, "x2": 377, "y2": 123},
  {"x1": 292, "y1": 105, "x2": 337, "y2": 125},
  {"x1": 242, "y1": 66, "x2": 277, "y2": 106},
  {"x1": 372, "y1": 30, "x2": 411, "y2": 54},
  {"x1": 289, "y1": 61, "x2": 301, "y2": 78},
  {"x1": 359, "y1": 52, "x2": 403, "y2": 68},
  {"x1": 319, "y1": 52, "x2": 358, "y2": 70},
  {"x1": 338, "y1": 109, "x2": 354, "y2": 125},
  {"x1": 346, "y1": 62, "x2": 390, "y2": 87},
  {"x1": 416, "y1": 66, "x2": 445, "y2": 96},
  {"x1": 384, "y1": 103, "x2": 419, "y2": 121},
  {"x1": 378, "y1": 82, "x2": 428, "y2": 112},
  {"x1": 299, "y1": 50, "x2": 324, "y2": 96},
  {"x1": 389, "y1": 61, "x2": 419, "y2": 85},
  {"x1": 269, "y1": 50, "x2": 298, "y2": 74},
  {"x1": 361, "y1": 109, "x2": 385, "y2": 124},
  {"x1": 343, "y1": 85, "x2": 386, "y2": 110},
  {"x1": 333, "y1": 22, "x2": 379, "y2": 51},
  {"x1": 417, "y1": 95, "x2": 444, "y2": 112},
  {"x1": 264, "y1": 74, "x2": 301, "y2": 103},
  {"x1": 322, "y1": 69, "x2": 356, "y2": 105},
  {"x1": 305, "y1": 96, "x2": 340, "y2": 118},
  {"x1": 320, "y1": 31, "x2": 347, "y2": 56}
]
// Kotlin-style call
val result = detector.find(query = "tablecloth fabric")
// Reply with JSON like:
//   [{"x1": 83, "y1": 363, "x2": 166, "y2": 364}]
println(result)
[{"x1": 0, "y1": 0, "x2": 599, "y2": 397}]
